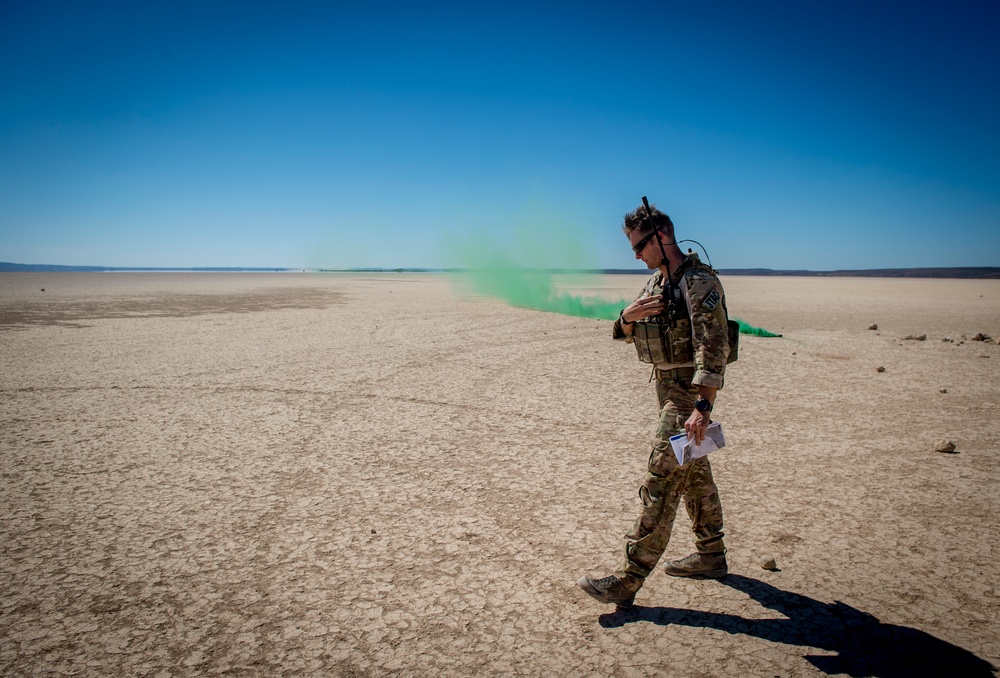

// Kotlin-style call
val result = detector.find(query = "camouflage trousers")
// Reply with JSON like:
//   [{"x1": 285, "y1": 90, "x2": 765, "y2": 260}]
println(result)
[{"x1": 618, "y1": 373, "x2": 726, "y2": 582}]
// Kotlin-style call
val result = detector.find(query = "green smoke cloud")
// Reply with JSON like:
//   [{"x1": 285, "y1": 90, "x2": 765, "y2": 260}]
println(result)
[
  {"x1": 455, "y1": 257, "x2": 627, "y2": 320},
  {"x1": 442, "y1": 212, "x2": 780, "y2": 336},
  {"x1": 442, "y1": 211, "x2": 629, "y2": 319}
]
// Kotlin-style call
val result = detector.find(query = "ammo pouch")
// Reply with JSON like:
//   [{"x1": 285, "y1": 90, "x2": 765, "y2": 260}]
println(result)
[
  {"x1": 632, "y1": 259, "x2": 740, "y2": 367},
  {"x1": 632, "y1": 316, "x2": 693, "y2": 365},
  {"x1": 634, "y1": 316, "x2": 740, "y2": 365}
]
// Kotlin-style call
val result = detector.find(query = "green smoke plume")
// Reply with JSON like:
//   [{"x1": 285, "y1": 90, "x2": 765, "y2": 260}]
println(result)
[
  {"x1": 443, "y1": 214, "x2": 780, "y2": 336},
  {"x1": 456, "y1": 259, "x2": 627, "y2": 319},
  {"x1": 732, "y1": 318, "x2": 782, "y2": 337},
  {"x1": 443, "y1": 215, "x2": 628, "y2": 319}
]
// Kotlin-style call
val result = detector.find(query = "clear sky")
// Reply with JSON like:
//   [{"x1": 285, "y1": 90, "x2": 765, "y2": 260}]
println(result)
[{"x1": 2, "y1": 1, "x2": 998, "y2": 270}]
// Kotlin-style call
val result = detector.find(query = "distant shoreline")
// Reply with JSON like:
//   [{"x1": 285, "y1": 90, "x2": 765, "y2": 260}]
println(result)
[{"x1": 1, "y1": 262, "x2": 998, "y2": 279}]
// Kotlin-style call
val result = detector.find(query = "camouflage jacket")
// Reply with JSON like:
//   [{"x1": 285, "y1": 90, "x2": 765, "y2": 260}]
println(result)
[{"x1": 613, "y1": 254, "x2": 730, "y2": 389}]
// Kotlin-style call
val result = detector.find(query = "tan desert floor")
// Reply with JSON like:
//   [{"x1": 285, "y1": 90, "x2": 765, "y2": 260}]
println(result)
[{"x1": 1, "y1": 272, "x2": 999, "y2": 677}]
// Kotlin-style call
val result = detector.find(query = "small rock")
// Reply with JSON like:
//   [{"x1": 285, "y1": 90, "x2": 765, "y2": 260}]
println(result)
[
  {"x1": 903, "y1": 334, "x2": 927, "y2": 341},
  {"x1": 935, "y1": 440, "x2": 957, "y2": 454},
  {"x1": 759, "y1": 555, "x2": 778, "y2": 570},
  {"x1": 939, "y1": 388, "x2": 948, "y2": 393},
  {"x1": 957, "y1": 341, "x2": 965, "y2": 346},
  {"x1": 40, "y1": 288, "x2": 45, "y2": 292},
  {"x1": 972, "y1": 333, "x2": 992, "y2": 342},
  {"x1": 942, "y1": 337, "x2": 952, "y2": 342},
  {"x1": 868, "y1": 323, "x2": 878, "y2": 330},
  {"x1": 791, "y1": 351, "x2": 796, "y2": 355},
  {"x1": 876, "y1": 366, "x2": 886, "y2": 373}
]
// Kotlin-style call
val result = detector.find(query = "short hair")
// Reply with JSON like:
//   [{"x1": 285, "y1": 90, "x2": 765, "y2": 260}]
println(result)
[{"x1": 622, "y1": 202, "x2": 675, "y2": 240}]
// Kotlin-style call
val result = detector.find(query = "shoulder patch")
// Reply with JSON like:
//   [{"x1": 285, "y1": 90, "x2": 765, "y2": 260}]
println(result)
[{"x1": 702, "y1": 288, "x2": 721, "y2": 311}]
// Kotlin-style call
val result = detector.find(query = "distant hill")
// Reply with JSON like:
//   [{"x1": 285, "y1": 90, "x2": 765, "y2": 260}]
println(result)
[
  {"x1": 1, "y1": 262, "x2": 110, "y2": 272},
  {"x1": 603, "y1": 267, "x2": 1000, "y2": 279},
  {"x1": 0, "y1": 263, "x2": 291, "y2": 272},
  {"x1": 714, "y1": 267, "x2": 1000, "y2": 279},
  {"x1": 2, "y1": 262, "x2": 998, "y2": 278}
]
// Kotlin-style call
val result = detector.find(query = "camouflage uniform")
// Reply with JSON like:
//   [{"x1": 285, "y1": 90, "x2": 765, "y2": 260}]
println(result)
[{"x1": 611, "y1": 254, "x2": 729, "y2": 584}]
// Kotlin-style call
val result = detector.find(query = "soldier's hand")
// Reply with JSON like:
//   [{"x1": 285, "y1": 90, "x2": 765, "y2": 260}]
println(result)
[
  {"x1": 622, "y1": 295, "x2": 664, "y2": 323},
  {"x1": 685, "y1": 410, "x2": 711, "y2": 446}
]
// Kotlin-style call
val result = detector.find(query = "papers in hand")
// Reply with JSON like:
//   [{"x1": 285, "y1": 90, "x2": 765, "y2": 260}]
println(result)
[{"x1": 669, "y1": 422, "x2": 726, "y2": 466}]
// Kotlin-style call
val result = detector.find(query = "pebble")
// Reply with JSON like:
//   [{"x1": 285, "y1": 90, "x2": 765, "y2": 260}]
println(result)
[
  {"x1": 868, "y1": 323, "x2": 878, "y2": 330},
  {"x1": 935, "y1": 440, "x2": 957, "y2": 454},
  {"x1": 759, "y1": 555, "x2": 778, "y2": 570},
  {"x1": 876, "y1": 366, "x2": 885, "y2": 373},
  {"x1": 903, "y1": 334, "x2": 927, "y2": 341},
  {"x1": 971, "y1": 333, "x2": 992, "y2": 342},
  {"x1": 939, "y1": 388, "x2": 948, "y2": 394}
]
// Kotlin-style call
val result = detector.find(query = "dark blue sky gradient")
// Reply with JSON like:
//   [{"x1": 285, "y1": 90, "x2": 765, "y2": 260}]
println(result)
[{"x1": 2, "y1": 1, "x2": 998, "y2": 268}]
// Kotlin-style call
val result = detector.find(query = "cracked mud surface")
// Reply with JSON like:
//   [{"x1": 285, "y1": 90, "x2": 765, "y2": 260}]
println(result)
[{"x1": 2, "y1": 272, "x2": 998, "y2": 676}]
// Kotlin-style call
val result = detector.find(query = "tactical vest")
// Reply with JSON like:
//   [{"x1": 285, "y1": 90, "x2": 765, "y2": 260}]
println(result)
[{"x1": 631, "y1": 259, "x2": 740, "y2": 366}]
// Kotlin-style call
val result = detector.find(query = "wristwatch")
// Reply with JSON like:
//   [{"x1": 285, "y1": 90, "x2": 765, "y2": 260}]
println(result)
[{"x1": 694, "y1": 397, "x2": 713, "y2": 413}]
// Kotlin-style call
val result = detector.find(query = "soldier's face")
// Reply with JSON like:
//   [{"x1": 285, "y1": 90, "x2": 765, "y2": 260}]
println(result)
[{"x1": 629, "y1": 229, "x2": 659, "y2": 269}]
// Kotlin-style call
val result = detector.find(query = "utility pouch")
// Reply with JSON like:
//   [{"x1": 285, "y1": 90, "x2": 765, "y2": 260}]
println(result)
[
  {"x1": 726, "y1": 319, "x2": 740, "y2": 364},
  {"x1": 666, "y1": 318, "x2": 692, "y2": 364},
  {"x1": 632, "y1": 318, "x2": 671, "y2": 364}
]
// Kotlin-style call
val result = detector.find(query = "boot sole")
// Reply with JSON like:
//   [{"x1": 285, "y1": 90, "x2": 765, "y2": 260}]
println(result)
[
  {"x1": 662, "y1": 567, "x2": 728, "y2": 578},
  {"x1": 577, "y1": 577, "x2": 635, "y2": 608}
]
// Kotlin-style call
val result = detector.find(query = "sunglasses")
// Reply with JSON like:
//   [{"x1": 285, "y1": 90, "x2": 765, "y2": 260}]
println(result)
[{"x1": 631, "y1": 229, "x2": 660, "y2": 254}]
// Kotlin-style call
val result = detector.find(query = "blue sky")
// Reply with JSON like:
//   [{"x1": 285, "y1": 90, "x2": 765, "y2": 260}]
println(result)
[{"x1": 1, "y1": 1, "x2": 998, "y2": 269}]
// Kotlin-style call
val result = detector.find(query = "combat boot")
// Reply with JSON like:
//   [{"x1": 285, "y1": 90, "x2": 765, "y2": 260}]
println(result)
[
  {"x1": 577, "y1": 574, "x2": 640, "y2": 608},
  {"x1": 662, "y1": 551, "x2": 728, "y2": 578}
]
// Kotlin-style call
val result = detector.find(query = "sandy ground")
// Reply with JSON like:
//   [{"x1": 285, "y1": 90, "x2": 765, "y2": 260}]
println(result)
[{"x1": 1, "y1": 271, "x2": 999, "y2": 677}]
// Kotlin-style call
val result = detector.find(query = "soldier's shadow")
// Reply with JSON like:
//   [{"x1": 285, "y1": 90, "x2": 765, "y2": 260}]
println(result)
[{"x1": 599, "y1": 574, "x2": 996, "y2": 677}]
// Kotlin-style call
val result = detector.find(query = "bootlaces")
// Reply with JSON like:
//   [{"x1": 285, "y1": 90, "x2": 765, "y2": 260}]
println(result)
[{"x1": 592, "y1": 575, "x2": 619, "y2": 590}]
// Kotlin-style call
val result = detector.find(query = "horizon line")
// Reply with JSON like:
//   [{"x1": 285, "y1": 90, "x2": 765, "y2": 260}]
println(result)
[{"x1": 2, "y1": 262, "x2": 999, "y2": 279}]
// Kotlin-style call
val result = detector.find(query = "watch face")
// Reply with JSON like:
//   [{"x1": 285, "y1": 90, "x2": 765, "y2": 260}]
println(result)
[{"x1": 695, "y1": 399, "x2": 710, "y2": 412}]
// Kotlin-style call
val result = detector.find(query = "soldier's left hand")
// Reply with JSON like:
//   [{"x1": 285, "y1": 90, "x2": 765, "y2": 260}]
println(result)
[{"x1": 684, "y1": 410, "x2": 711, "y2": 446}]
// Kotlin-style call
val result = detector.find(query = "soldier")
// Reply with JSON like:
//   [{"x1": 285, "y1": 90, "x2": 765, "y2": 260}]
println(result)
[{"x1": 578, "y1": 201, "x2": 732, "y2": 608}]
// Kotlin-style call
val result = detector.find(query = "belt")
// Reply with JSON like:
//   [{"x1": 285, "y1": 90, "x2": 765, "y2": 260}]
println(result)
[{"x1": 654, "y1": 366, "x2": 696, "y2": 381}]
